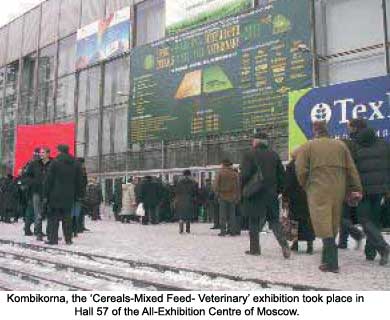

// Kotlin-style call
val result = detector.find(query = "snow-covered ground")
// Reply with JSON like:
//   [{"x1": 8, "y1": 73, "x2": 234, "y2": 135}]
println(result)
[{"x1": 0, "y1": 215, "x2": 389, "y2": 290}]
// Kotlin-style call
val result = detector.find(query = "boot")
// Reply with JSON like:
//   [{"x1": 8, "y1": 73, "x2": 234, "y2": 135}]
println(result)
[
  {"x1": 185, "y1": 221, "x2": 190, "y2": 233},
  {"x1": 290, "y1": 241, "x2": 298, "y2": 251},
  {"x1": 379, "y1": 247, "x2": 390, "y2": 266},
  {"x1": 306, "y1": 241, "x2": 313, "y2": 255},
  {"x1": 179, "y1": 221, "x2": 184, "y2": 234},
  {"x1": 319, "y1": 238, "x2": 339, "y2": 273},
  {"x1": 245, "y1": 232, "x2": 261, "y2": 255}
]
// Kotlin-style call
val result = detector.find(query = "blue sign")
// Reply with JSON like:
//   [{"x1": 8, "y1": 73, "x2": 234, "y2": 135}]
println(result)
[{"x1": 292, "y1": 76, "x2": 390, "y2": 142}]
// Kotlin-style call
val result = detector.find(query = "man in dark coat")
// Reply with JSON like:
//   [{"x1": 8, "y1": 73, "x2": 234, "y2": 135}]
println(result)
[
  {"x1": 76, "y1": 158, "x2": 88, "y2": 232},
  {"x1": 338, "y1": 119, "x2": 366, "y2": 249},
  {"x1": 0, "y1": 174, "x2": 18, "y2": 223},
  {"x1": 283, "y1": 153, "x2": 315, "y2": 254},
  {"x1": 241, "y1": 132, "x2": 290, "y2": 258},
  {"x1": 174, "y1": 170, "x2": 198, "y2": 233},
  {"x1": 347, "y1": 120, "x2": 390, "y2": 265},
  {"x1": 43, "y1": 145, "x2": 80, "y2": 245},
  {"x1": 138, "y1": 176, "x2": 162, "y2": 225},
  {"x1": 85, "y1": 177, "x2": 103, "y2": 221}
]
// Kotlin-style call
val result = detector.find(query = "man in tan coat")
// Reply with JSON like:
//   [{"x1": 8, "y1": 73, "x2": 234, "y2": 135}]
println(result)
[
  {"x1": 213, "y1": 159, "x2": 240, "y2": 236},
  {"x1": 295, "y1": 121, "x2": 362, "y2": 273}
]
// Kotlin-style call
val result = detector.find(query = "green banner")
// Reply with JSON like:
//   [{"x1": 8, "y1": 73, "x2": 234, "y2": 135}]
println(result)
[
  {"x1": 130, "y1": 0, "x2": 312, "y2": 143},
  {"x1": 288, "y1": 88, "x2": 311, "y2": 156}
]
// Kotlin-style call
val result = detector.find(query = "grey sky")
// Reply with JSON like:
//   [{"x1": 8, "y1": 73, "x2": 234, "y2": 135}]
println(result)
[{"x1": 0, "y1": 0, "x2": 44, "y2": 27}]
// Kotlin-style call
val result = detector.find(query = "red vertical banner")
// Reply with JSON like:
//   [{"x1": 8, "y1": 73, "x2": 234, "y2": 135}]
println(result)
[{"x1": 14, "y1": 123, "x2": 75, "y2": 176}]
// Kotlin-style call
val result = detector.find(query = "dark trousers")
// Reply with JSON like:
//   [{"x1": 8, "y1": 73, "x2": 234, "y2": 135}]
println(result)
[
  {"x1": 47, "y1": 208, "x2": 72, "y2": 244},
  {"x1": 339, "y1": 204, "x2": 364, "y2": 247},
  {"x1": 212, "y1": 201, "x2": 220, "y2": 228},
  {"x1": 91, "y1": 205, "x2": 100, "y2": 220},
  {"x1": 145, "y1": 206, "x2": 158, "y2": 224},
  {"x1": 357, "y1": 194, "x2": 390, "y2": 259},
  {"x1": 248, "y1": 197, "x2": 288, "y2": 253},
  {"x1": 179, "y1": 220, "x2": 191, "y2": 233}
]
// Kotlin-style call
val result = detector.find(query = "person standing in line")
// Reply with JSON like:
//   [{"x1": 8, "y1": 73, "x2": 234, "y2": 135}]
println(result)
[
  {"x1": 213, "y1": 159, "x2": 241, "y2": 236},
  {"x1": 240, "y1": 132, "x2": 290, "y2": 258},
  {"x1": 344, "y1": 119, "x2": 390, "y2": 265},
  {"x1": 44, "y1": 145, "x2": 80, "y2": 245},
  {"x1": 119, "y1": 178, "x2": 137, "y2": 223},
  {"x1": 295, "y1": 121, "x2": 362, "y2": 273},
  {"x1": 0, "y1": 173, "x2": 18, "y2": 223},
  {"x1": 76, "y1": 158, "x2": 89, "y2": 232},
  {"x1": 138, "y1": 176, "x2": 162, "y2": 225},
  {"x1": 174, "y1": 170, "x2": 198, "y2": 234},
  {"x1": 23, "y1": 147, "x2": 52, "y2": 241},
  {"x1": 85, "y1": 177, "x2": 103, "y2": 221}
]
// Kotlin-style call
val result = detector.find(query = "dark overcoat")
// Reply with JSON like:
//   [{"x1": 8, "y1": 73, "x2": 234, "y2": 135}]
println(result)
[
  {"x1": 174, "y1": 176, "x2": 198, "y2": 220},
  {"x1": 283, "y1": 160, "x2": 315, "y2": 241},
  {"x1": 240, "y1": 144, "x2": 285, "y2": 218},
  {"x1": 44, "y1": 153, "x2": 79, "y2": 211}
]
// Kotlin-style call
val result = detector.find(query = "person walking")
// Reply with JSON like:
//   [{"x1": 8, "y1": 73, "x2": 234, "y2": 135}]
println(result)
[
  {"x1": 174, "y1": 170, "x2": 198, "y2": 234},
  {"x1": 295, "y1": 121, "x2": 362, "y2": 273},
  {"x1": 241, "y1": 132, "x2": 290, "y2": 258},
  {"x1": 345, "y1": 119, "x2": 390, "y2": 265},
  {"x1": 213, "y1": 159, "x2": 240, "y2": 236},
  {"x1": 43, "y1": 145, "x2": 80, "y2": 245},
  {"x1": 282, "y1": 149, "x2": 315, "y2": 254}
]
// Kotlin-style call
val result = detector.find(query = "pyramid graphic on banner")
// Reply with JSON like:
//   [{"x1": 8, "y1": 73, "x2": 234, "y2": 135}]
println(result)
[{"x1": 175, "y1": 66, "x2": 234, "y2": 100}]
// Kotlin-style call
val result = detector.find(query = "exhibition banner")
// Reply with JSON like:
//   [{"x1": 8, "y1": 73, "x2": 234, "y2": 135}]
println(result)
[
  {"x1": 14, "y1": 123, "x2": 75, "y2": 176},
  {"x1": 289, "y1": 75, "x2": 390, "y2": 154},
  {"x1": 76, "y1": 7, "x2": 131, "y2": 70},
  {"x1": 166, "y1": 0, "x2": 253, "y2": 35},
  {"x1": 131, "y1": 0, "x2": 312, "y2": 143}
]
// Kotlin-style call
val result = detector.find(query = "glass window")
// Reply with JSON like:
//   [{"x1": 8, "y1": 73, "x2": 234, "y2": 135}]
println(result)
[
  {"x1": 104, "y1": 56, "x2": 130, "y2": 106},
  {"x1": 114, "y1": 107, "x2": 128, "y2": 153},
  {"x1": 136, "y1": 0, "x2": 165, "y2": 46},
  {"x1": 76, "y1": 115, "x2": 86, "y2": 157},
  {"x1": 103, "y1": 110, "x2": 113, "y2": 154},
  {"x1": 86, "y1": 114, "x2": 99, "y2": 157},
  {"x1": 0, "y1": 26, "x2": 8, "y2": 66},
  {"x1": 23, "y1": 7, "x2": 40, "y2": 55},
  {"x1": 81, "y1": 0, "x2": 105, "y2": 27},
  {"x1": 40, "y1": 0, "x2": 60, "y2": 47},
  {"x1": 56, "y1": 75, "x2": 76, "y2": 119},
  {"x1": 78, "y1": 67, "x2": 101, "y2": 112},
  {"x1": 317, "y1": 0, "x2": 386, "y2": 85},
  {"x1": 37, "y1": 44, "x2": 56, "y2": 123},
  {"x1": 0, "y1": 67, "x2": 5, "y2": 117},
  {"x1": 19, "y1": 54, "x2": 37, "y2": 124},
  {"x1": 58, "y1": 34, "x2": 77, "y2": 77},
  {"x1": 4, "y1": 62, "x2": 19, "y2": 127},
  {"x1": 106, "y1": 0, "x2": 131, "y2": 14},
  {"x1": 7, "y1": 18, "x2": 23, "y2": 63},
  {"x1": 1, "y1": 129, "x2": 15, "y2": 168},
  {"x1": 59, "y1": 0, "x2": 81, "y2": 38}
]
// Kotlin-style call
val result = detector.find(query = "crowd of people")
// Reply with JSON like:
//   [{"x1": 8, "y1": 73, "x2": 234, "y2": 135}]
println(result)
[
  {"x1": 0, "y1": 118, "x2": 389, "y2": 273},
  {"x1": 0, "y1": 144, "x2": 103, "y2": 245}
]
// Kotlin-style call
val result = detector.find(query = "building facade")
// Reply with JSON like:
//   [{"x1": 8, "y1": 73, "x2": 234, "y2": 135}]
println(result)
[{"x1": 0, "y1": 0, "x2": 389, "y2": 190}]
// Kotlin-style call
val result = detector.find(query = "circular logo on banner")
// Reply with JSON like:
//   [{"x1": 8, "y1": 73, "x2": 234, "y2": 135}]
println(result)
[{"x1": 310, "y1": 103, "x2": 332, "y2": 123}]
